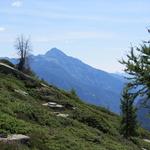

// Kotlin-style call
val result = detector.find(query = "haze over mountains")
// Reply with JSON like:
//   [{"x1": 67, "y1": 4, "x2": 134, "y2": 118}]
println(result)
[{"x1": 27, "y1": 48, "x2": 124, "y2": 113}]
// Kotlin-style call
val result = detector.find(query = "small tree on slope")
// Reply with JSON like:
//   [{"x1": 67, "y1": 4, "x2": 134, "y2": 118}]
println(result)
[{"x1": 120, "y1": 86, "x2": 138, "y2": 138}]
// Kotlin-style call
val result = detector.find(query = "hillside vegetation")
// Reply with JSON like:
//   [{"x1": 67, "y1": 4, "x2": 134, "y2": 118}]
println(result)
[{"x1": 0, "y1": 62, "x2": 150, "y2": 150}]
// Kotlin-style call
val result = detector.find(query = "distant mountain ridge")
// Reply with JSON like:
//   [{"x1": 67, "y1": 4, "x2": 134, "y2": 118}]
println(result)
[
  {"x1": 29, "y1": 48, "x2": 124, "y2": 113},
  {"x1": 2, "y1": 48, "x2": 124, "y2": 113}
]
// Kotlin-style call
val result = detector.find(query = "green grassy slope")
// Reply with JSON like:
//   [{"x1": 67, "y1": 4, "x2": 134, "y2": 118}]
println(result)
[{"x1": 0, "y1": 63, "x2": 150, "y2": 150}]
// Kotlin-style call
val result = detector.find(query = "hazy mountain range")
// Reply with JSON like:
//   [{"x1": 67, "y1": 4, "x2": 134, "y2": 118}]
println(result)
[{"x1": 29, "y1": 48, "x2": 125, "y2": 113}]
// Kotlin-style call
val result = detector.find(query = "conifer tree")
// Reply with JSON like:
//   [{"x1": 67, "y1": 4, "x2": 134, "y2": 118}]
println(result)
[
  {"x1": 120, "y1": 86, "x2": 138, "y2": 138},
  {"x1": 120, "y1": 30, "x2": 150, "y2": 102}
]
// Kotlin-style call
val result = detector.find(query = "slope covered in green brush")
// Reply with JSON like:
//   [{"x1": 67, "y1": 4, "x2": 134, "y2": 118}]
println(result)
[{"x1": 0, "y1": 61, "x2": 150, "y2": 150}]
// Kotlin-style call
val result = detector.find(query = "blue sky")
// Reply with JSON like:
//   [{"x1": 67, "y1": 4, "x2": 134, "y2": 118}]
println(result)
[{"x1": 0, "y1": 0, "x2": 150, "y2": 72}]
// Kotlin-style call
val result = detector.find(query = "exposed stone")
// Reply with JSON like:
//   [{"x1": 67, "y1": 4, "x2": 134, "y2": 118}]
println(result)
[
  {"x1": 73, "y1": 107, "x2": 77, "y2": 110},
  {"x1": 48, "y1": 102, "x2": 57, "y2": 105},
  {"x1": 143, "y1": 139, "x2": 150, "y2": 143},
  {"x1": 0, "y1": 134, "x2": 30, "y2": 143},
  {"x1": 14, "y1": 89, "x2": 28, "y2": 96},
  {"x1": 41, "y1": 83, "x2": 49, "y2": 88},
  {"x1": 42, "y1": 102, "x2": 64, "y2": 109},
  {"x1": 55, "y1": 104, "x2": 63, "y2": 108},
  {"x1": 56, "y1": 113, "x2": 69, "y2": 118},
  {"x1": 42, "y1": 103, "x2": 48, "y2": 106},
  {"x1": 53, "y1": 112, "x2": 69, "y2": 118}
]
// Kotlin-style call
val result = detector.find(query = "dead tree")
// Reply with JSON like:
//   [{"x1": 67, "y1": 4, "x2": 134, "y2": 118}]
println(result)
[{"x1": 15, "y1": 35, "x2": 32, "y2": 71}]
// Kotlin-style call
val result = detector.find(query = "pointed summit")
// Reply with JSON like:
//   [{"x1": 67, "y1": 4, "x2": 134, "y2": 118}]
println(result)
[{"x1": 45, "y1": 48, "x2": 66, "y2": 57}]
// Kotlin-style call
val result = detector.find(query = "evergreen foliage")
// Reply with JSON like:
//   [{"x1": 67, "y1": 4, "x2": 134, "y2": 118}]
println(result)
[
  {"x1": 120, "y1": 32, "x2": 150, "y2": 100},
  {"x1": 120, "y1": 86, "x2": 138, "y2": 138},
  {"x1": 119, "y1": 30, "x2": 150, "y2": 135}
]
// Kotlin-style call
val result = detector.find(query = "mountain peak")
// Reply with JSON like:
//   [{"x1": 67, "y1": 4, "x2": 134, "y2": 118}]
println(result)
[{"x1": 45, "y1": 48, "x2": 66, "y2": 57}]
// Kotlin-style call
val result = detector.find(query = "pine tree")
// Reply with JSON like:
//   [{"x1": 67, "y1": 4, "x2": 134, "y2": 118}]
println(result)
[{"x1": 120, "y1": 86, "x2": 138, "y2": 138}]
